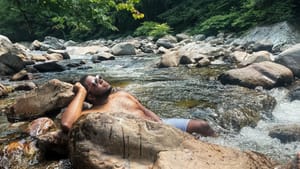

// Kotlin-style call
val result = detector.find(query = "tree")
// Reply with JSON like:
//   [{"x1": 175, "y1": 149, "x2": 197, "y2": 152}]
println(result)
[{"x1": 0, "y1": 0, "x2": 143, "y2": 41}]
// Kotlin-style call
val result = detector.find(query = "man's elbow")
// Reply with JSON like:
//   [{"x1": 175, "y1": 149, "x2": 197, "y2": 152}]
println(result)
[{"x1": 61, "y1": 121, "x2": 72, "y2": 132}]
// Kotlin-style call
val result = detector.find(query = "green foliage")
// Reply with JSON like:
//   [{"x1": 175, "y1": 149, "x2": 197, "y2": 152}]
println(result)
[
  {"x1": 0, "y1": 0, "x2": 143, "y2": 41},
  {"x1": 134, "y1": 21, "x2": 171, "y2": 38},
  {"x1": 0, "y1": 0, "x2": 299, "y2": 41},
  {"x1": 158, "y1": 0, "x2": 295, "y2": 36},
  {"x1": 191, "y1": 13, "x2": 239, "y2": 35}
]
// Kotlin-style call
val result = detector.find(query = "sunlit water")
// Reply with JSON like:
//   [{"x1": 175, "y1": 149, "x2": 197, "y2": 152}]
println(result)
[{"x1": 204, "y1": 87, "x2": 300, "y2": 163}]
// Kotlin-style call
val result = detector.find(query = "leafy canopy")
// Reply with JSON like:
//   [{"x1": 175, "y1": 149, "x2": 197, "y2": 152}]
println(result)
[{"x1": 0, "y1": 0, "x2": 143, "y2": 41}]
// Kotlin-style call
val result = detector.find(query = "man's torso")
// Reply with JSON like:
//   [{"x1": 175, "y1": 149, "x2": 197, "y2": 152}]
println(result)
[{"x1": 83, "y1": 91, "x2": 148, "y2": 119}]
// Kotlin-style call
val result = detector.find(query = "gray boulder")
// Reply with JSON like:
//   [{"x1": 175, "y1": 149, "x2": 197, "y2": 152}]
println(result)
[
  {"x1": 0, "y1": 35, "x2": 26, "y2": 75},
  {"x1": 276, "y1": 43, "x2": 300, "y2": 78},
  {"x1": 112, "y1": 42, "x2": 136, "y2": 56}
]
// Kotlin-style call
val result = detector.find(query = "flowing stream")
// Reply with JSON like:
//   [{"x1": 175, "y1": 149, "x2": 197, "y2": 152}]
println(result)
[{"x1": 0, "y1": 53, "x2": 299, "y2": 167}]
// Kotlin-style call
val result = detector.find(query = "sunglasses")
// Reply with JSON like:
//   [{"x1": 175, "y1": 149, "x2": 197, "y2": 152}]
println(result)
[{"x1": 91, "y1": 75, "x2": 102, "y2": 87}]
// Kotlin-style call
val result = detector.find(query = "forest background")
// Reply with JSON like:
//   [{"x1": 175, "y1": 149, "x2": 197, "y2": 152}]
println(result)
[{"x1": 1, "y1": 0, "x2": 300, "y2": 42}]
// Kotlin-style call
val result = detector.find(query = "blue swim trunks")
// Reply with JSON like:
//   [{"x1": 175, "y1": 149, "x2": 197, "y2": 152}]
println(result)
[{"x1": 161, "y1": 118, "x2": 190, "y2": 132}]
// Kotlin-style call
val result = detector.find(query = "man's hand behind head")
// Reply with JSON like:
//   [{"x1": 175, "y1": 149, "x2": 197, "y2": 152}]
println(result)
[{"x1": 73, "y1": 82, "x2": 87, "y2": 95}]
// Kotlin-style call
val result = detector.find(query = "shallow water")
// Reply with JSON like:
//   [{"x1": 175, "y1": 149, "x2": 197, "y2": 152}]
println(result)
[{"x1": 204, "y1": 87, "x2": 300, "y2": 163}]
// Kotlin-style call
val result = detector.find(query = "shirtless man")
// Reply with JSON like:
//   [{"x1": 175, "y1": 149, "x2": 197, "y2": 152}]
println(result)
[{"x1": 61, "y1": 74, "x2": 216, "y2": 136}]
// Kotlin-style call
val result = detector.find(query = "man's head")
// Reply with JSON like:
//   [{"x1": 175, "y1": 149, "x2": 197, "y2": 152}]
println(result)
[{"x1": 79, "y1": 75, "x2": 112, "y2": 103}]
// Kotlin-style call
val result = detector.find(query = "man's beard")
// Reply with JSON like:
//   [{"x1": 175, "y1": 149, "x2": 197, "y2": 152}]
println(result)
[{"x1": 101, "y1": 86, "x2": 113, "y2": 98}]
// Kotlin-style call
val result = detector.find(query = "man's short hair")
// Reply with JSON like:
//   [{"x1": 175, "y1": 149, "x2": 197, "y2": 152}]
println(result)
[{"x1": 79, "y1": 75, "x2": 89, "y2": 90}]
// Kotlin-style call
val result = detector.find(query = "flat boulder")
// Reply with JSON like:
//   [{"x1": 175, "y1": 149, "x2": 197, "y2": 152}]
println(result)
[
  {"x1": 33, "y1": 61, "x2": 68, "y2": 72},
  {"x1": 219, "y1": 61, "x2": 293, "y2": 89},
  {"x1": 69, "y1": 112, "x2": 278, "y2": 169},
  {"x1": 8, "y1": 79, "x2": 74, "y2": 122}
]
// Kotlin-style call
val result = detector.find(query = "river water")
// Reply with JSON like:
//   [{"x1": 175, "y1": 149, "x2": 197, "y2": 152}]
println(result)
[{"x1": 0, "y1": 53, "x2": 299, "y2": 167}]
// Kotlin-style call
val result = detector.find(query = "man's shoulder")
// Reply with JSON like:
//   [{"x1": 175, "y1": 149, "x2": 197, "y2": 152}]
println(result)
[{"x1": 111, "y1": 90, "x2": 134, "y2": 98}]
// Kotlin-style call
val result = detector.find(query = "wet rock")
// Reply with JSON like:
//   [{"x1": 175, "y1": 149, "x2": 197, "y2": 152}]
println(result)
[
  {"x1": 25, "y1": 117, "x2": 56, "y2": 137},
  {"x1": 0, "y1": 139, "x2": 42, "y2": 169},
  {"x1": 47, "y1": 49, "x2": 70, "y2": 59},
  {"x1": 0, "y1": 35, "x2": 26, "y2": 75},
  {"x1": 8, "y1": 79, "x2": 74, "y2": 122},
  {"x1": 0, "y1": 83, "x2": 9, "y2": 97},
  {"x1": 91, "y1": 52, "x2": 115, "y2": 63},
  {"x1": 219, "y1": 61, "x2": 294, "y2": 89},
  {"x1": 36, "y1": 130, "x2": 69, "y2": 159},
  {"x1": 111, "y1": 42, "x2": 136, "y2": 56},
  {"x1": 11, "y1": 70, "x2": 33, "y2": 81},
  {"x1": 13, "y1": 81, "x2": 37, "y2": 91},
  {"x1": 268, "y1": 124, "x2": 300, "y2": 143},
  {"x1": 44, "y1": 53, "x2": 64, "y2": 61},
  {"x1": 69, "y1": 112, "x2": 278, "y2": 169},
  {"x1": 276, "y1": 43, "x2": 300, "y2": 78},
  {"x1": 25, "y1": 118, "x2": 70, "y2": 158},
  {"x1": 288, "y1": 80, "x2": 300, "y2": 101},
  {"x1": 30, "y1": 53, "x2": 48, "y2": 62},
  {"x1": 33, "y1": 61, "x2": 68, "y2": 72},
  {"x1": 65, "y1": 60, "x2": 86, "y2": 68}
]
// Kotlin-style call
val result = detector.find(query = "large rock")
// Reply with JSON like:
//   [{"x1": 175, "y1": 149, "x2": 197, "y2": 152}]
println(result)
[
  {"x1": 0, "y1": 35, "x2": 26, "y2": 75},
  {"x1": 33, "y1": 61, "x2": 68, "y2": 72},
  {"x1": 111, "y1": 42, "x2": 136, "y2": 56},
  {"x1": 219, "y1": 61, "x2": 294, "y2": 89},
  {"x1": 276, "y1": 43, "x2": 300, "y2": 78},
  {"x1": 30, "y1": 36, "x2": 66, "y2": 51},
  {"x1": 69, "y1": 112, "x2": 278, "y2": 169},
  {"x1": 8, "y1": 79, "x2": 74, "y2": 122},
  {"x1": 232, "y1": 21, "x2": 300, "y2": 52},
  {"x1": 158, "y1": 51, "x2": 181, "y2": 67},
  {"x1": 269, "y1": 124, "x2": 300, "y2": 143}
]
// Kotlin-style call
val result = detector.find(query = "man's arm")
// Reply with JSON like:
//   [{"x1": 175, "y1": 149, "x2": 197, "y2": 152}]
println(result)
[
  {"x1": 141, "y1": 105, "x2": 162, "y2": 122},
  {"x1": 126, "y1": 93, "x2": 162, "y2": 122},
  {"x1": 61, "y1": 82, "x2": 87, "y2": 132}
]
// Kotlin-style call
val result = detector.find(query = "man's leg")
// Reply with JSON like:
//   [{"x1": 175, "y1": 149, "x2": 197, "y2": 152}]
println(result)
[
  {"x1": 186, "y1": 119, "x2": 216, "y2": 137},
  {"x1": 161, "y1": 118, "x2": 216, "y2": 137}
]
